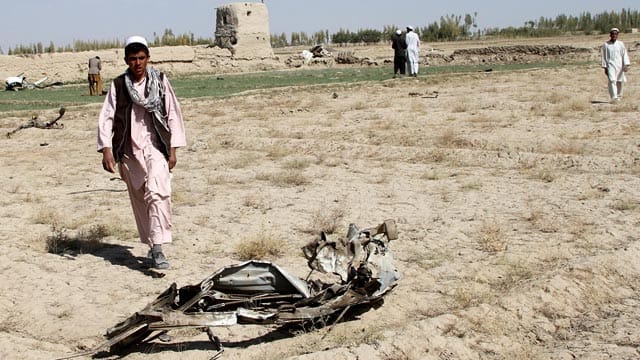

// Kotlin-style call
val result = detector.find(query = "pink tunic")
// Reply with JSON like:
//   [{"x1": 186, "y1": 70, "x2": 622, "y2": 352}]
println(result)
[{"x1": 97, "y1": 73, "x2": 186, "y2": 246}]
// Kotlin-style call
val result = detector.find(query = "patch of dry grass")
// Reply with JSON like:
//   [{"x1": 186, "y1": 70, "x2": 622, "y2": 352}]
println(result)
[
  {"x1": 266, "y1": 143, "x2": 292, "y2": 159},
  {"x1": 234, "y1": 231, "x2": 286, "y2": 260},
  {"x1": 255, "y1": 170, "x2": 310, "y2": 187},
  {"x1": 282, "y1": 157, "x2": 313, "y2": 170},
  {"x1": 477, "y1": 220, "x2": 508, "y2": 253},
  {"x1": 300, "y1": 206, "x2": 346, "y2": 235},
  {"x1": 528, "y1": 166, "x2": 557, "y2": 183},
  {"x1": 225, "y1": 152, "x2": 261, "y2": 169},
  {"x1": 242, "y1": 193, "x2": 271, "y2": 212},
  {"x1": 421, "y1": 169, "x2": 445, "y2": 180},
  {"x1": 45, "y1": 223, "x2": 111, "y2": 254},
  {"x1": 435, "y1": 128, "x2": 473, "y2": 149},
  {"x1": 491, "y1": 257, "x2": 536, "y2": 291}
]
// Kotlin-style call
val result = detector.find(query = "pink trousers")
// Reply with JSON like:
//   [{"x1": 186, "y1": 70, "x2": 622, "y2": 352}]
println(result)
[{"x1": 119, "y1": 145, "x2": 173, "y2": 247}]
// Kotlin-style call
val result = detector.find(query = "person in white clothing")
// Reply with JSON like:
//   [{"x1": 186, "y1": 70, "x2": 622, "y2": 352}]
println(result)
[
  {"x1": 601, "y1": 27, "x2": 631, "y2": 102},
  {"x1": 405, "y1": 26, "x2": 420, "y2": 77}
]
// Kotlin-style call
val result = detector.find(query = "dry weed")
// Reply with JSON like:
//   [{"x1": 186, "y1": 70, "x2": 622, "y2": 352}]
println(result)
[
  {"x1": 282, "y1": 157, "x2": 312, "y2": 170},
  {"x1": 234, "y1": 231, "x2": 286, "y2": 260},
  {"x1": 492, "y1": 257, "x2": 536, "y2": 290},
  {"x1": 255, "y1": 170, "x2": 310, "y2": 187},
  {"x1": 301, "y1": 206, "x2": 345, "y2": 235},
  {"x1": 266, "y1": 143, "x2": 291, "y2": 159},
  {"x1": 528, "y1": 166, "x2": 557, "y2": 183},
  {"x1": 225, "y1": 152, "x2": 261, "y2": 169},
  {"x1": 421, "y1": 169, "x2": 444, "y2": 181},
  {"x1": 435, "y1": 128, "x2": 473, "y2": 148},
  {"x1": 546, "y1": 91, "x2": 564, "y2": 104},
  {"x1": 242, "y1": 193, "x2": 270, "y2": 212},
  {"x1": 45, "y1": 223, "x2": 111, "y2": 254},
  {"x1": 404, "y1": 248, "x2": 451, "y2": 270},
  {"x1": 477, "y1": 220, "x2": 508, "y2": 253},
  {"x1": 327, "y1": 324, "x2": 385, "y2": 347},
  {"x1": 460, "y1": 180, "x2": 482, "y2": 191},
  {"x1": 31, "y1": 207, "x2": 58, "y2": 225},
  {"x1": 525, "y1": 208, "x2": 560, "y2": 233}
]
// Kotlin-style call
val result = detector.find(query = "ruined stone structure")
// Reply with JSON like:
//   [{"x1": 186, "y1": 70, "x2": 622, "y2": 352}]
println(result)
[{"x1": 214, "y1": 2, "x2": 274, "y2": 59}]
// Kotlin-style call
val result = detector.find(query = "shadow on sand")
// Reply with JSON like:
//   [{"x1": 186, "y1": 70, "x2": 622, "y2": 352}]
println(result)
[{"x1": 50, "y1": 238, "x2": 165, "y2": 278}]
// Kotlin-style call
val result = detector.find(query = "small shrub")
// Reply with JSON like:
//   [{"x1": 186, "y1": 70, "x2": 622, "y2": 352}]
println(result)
[
  {"x1": 478, "y1": 221, "x2": 508, "y2": 253},
  {"x1": 282, "y1": 157, "x2": 312, "y2": 170},
  {"x1": 256, "y1": 170, "x2": 310, "y2": 187},
  {"x1": 235, "y1": 232, "x2": 285, "y2": 260},
  {"x1": 45, "y1": 224, "x2": 110, "y2": 254},
  {"x1": 302, "y1": 207, "x2": 345, "y2": 235}
]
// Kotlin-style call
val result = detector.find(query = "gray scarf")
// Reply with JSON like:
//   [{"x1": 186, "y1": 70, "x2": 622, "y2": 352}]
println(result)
[{"x1": 124, "y1": 67, "x2": 169, "y2": 132}]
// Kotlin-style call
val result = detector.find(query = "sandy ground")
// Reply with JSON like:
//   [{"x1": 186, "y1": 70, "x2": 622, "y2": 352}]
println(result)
[{"x1": 1, "y1": 36, "x2": 640, "y2": 360}]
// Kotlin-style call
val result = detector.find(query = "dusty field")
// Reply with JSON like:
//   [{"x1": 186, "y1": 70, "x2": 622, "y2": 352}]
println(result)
[{"x1": 1, "y1": 36, "x2": 640, "y2": 360}]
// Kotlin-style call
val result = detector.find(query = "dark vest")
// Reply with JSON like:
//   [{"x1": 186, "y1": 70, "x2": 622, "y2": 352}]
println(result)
[{"x1": 112, "y1": 73, "x2": 171, "y2": 162}]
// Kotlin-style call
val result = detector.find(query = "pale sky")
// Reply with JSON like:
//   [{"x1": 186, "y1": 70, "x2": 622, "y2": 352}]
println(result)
[{"x1": 1, "y1": 0, "x2": 637, "y2": 52}]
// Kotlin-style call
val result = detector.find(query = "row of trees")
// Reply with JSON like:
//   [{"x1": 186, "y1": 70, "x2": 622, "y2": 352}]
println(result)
[
  {"x1": 270, "y1": 9, "x2": 639, "y2": 47},
  {"x1": 488, "y1": 9, "x2": 640, "y2": 37},
  {"x1": 5, "y1": 29, "x2": 211, "y2": 55},
  {"x1": 4, "y1": 9, "x2": 639, "y2": 54}
]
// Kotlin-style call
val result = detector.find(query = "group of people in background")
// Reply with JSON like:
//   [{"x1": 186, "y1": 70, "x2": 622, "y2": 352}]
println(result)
[
  {"x1": 390, "y1": 25, "x2": 632, "y2": 104},
  {"x1": 391, "y1": 26, "x2": 420, "y2": 78}
]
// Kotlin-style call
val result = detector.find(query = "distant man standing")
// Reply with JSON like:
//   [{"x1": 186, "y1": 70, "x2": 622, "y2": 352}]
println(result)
[
  {"x1": 405, "y1": 26, "x2": 420, "y2": 77},
  {"x1": 391, "y1": 29, "x2": 407, "y2": 78},
  {"x1": 88, "y1": 56, "x2": 102, "y2": 96},
  {"x1": 601, "y1": 27, "x2": 630, "y2": 102},
  {"x1": 97, "y1": 36, "x2": 187, "y2": 269}
]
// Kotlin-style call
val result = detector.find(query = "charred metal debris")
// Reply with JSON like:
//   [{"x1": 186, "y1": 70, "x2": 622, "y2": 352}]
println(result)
[{"x1": 69, "y1": 219, "x2": 400, "y2": 359}]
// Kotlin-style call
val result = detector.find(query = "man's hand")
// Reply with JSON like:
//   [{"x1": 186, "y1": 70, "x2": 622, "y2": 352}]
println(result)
[
  {"x1": 168, "y1": 147, "x2": 177, "y2": 171},
  {"x1": 101, "y1": 148, "x2": 116, "y2": 173},
  {"x1": 623, "y1": 65, "x2": 630, "y2": 72}
]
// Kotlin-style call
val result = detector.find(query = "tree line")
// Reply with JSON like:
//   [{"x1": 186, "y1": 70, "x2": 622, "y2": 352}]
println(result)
[
  {"x1": 4, "y1": 29, "x2": 210, "y2": 55},
  {"x1": 3, "y1": 9, "x2": 639, "y2": 55},
  {"x1": 271, "y1": 8, "x2": 639, "y2": 47}
]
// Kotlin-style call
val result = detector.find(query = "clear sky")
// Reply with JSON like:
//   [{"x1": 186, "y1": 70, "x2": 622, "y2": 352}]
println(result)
[{"x1": 1, "y1": 0, "x2": 637, "y2": 52}]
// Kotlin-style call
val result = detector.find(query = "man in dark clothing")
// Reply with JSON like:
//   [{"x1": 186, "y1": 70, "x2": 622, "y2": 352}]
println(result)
[
  {"x1": 391, "y1": 30, "x2": 407, "y2": 78},
  {"x1": 88, "y1": 56, "x2": 102, "y2": 96}
]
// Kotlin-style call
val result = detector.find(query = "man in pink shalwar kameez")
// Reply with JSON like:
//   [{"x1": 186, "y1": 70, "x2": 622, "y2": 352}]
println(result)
[{"x1": 97, "y1": 35, "x2": 186, "y2": 269}]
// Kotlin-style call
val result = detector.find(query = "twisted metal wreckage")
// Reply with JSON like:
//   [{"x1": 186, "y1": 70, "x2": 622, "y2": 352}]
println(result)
[{"x1": 67, "y1": 219, "x2": 400, "y2": 359}]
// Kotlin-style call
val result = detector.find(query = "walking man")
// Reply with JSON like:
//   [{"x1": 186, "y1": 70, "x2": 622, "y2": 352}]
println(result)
[
  {"x1": 88, "y1": 56, "x2": 102, "y2": 96},
  {"x1": 97, "y1": 36, "x2": 187, "y2": 269},
  {"x1": 405, "y1": 26, "x2": 420, "y2": 77},
  {"x1": 391, "y1": 29, "x2": 407, "y2": 78},
  {"x1": 601, "y1": 27, "x2": 631, "y2": 102}
]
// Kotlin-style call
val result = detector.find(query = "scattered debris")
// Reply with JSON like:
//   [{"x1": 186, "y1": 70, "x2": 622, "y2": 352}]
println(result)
[
  {"x1": 286, "y1": 44, "x2": 334, "y2": 67},
  {"x1": 61, "y1": 220, "x2": 399, "y2": 359},
  {"x1": 335, "y1": 51, "x2": 359, "y2": 64},
  {"x1": 6, "y1": 106, "x2": 66, "y2": 138},
  {"x1": 408, "y1": 91, "x2": 439, "y2": 99},
  {"x1": 308, "y1": 44, "x2": 332, "y2": 58},
  {"x1": 5, "y1": 73, "x2": 63, "y2": 91}
]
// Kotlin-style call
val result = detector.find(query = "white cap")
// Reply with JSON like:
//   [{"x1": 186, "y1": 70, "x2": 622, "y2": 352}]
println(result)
[
  {"x1": 396, "y1": 29, "x2": 402, "y2": 35},
  {"x1": 124, "y1": 35, "x2": 148, "y2": 48},
  {"x1": 610, "y1": 27, "x2": 620, "y2": 33},
  {"x1": 407, "y1": 25, "x2": 414, "y2": 31}
]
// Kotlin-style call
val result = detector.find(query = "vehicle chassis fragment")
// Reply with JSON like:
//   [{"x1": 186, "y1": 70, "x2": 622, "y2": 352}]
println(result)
[{"x1": 97, "y1": 220, "x2": 400, "y2": 356}]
